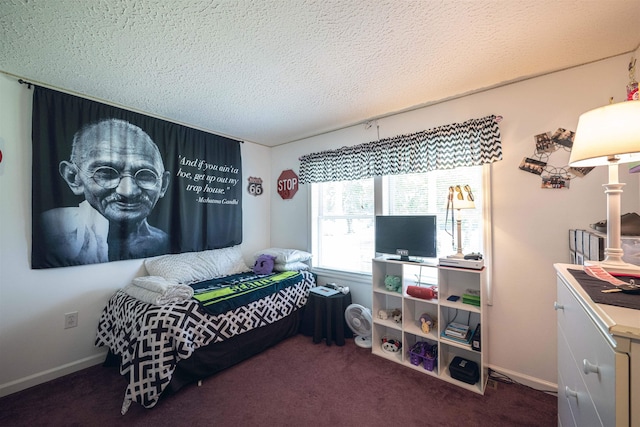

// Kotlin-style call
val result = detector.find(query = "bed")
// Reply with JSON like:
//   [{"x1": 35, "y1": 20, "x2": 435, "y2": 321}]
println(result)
[{"x1": 95, "y1": 246, "x2": 314, "y2": 414}]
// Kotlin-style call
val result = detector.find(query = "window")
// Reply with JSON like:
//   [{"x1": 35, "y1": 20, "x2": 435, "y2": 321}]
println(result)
[
  {"x1": 384, "y1": 167, "x2": 484, "y2": 259},
  {"x1": 311, "y1": 166, "x2": 484, "y2": 274},
  {"x1": 311, "y1": 178, "x2": 375, "y2": 273}
]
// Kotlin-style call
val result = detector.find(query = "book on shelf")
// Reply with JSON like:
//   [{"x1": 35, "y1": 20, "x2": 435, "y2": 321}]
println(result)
[
  {"x1": 462, "y1": 294, "x2": 481, "y2": 306},
  {"x1": 444, "y1": 322, "x2": 469, "y2": 339},
  {"x1": 440, "y1": 329, "x2": 472, "y2": 345}
]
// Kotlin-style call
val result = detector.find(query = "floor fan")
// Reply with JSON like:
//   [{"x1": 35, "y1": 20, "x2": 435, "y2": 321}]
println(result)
[{"x1": 344, "y1": 303, "x2": 373, "y2": 348}]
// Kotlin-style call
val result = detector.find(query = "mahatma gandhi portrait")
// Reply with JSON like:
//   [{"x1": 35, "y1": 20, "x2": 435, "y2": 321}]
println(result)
[{"x1": 40, "y1": 118, "x2": 171, "y2": 265}]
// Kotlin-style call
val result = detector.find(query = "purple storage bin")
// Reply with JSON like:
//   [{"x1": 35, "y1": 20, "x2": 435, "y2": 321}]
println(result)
[
  {"x1": 408, "y1": 341, "x2": 426, "y2": 365},
  {"x1": 423, "y1": 352, "x2": 437, "y2": 371},
  {"x1": 408, "y1": 342, "x2": 437, "y2": 371}
]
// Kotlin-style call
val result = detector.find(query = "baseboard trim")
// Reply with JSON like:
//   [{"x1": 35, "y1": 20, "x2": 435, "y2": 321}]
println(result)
[
  {"x1": 487, "y1": 363, "x2": 557, "y2": 394},
  {"x1": 0, "y1": 351, "x2": 107, "y2": 398},
  {"x1": 0, "y1": 353, "x2": 557, "y2": 399}
]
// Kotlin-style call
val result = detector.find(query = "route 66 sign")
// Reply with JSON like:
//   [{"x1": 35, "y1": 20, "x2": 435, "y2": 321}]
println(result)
[{"x1": 247, "y1": 176, "x2": 263, "y2": 196}]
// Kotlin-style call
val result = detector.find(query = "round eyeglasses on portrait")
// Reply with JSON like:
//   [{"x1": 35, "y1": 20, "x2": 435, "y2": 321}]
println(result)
[{"x1": 77, "y1": 165, "x2": 161, "y2": 190}]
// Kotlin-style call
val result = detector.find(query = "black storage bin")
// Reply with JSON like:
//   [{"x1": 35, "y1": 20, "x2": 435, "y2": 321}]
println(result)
[{"x1": 449, "y1": 356, "x2": 479, "y2": 385}]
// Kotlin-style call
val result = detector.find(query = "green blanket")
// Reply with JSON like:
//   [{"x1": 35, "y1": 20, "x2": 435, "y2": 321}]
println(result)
[{"x1": 191, "y1": 271, "x2": 303, "y2": 315}]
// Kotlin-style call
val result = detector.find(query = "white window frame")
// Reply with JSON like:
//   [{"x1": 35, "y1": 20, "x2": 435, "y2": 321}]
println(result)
[{"x1": 310, "y1": 177, "x2": 375, "y2": 275}]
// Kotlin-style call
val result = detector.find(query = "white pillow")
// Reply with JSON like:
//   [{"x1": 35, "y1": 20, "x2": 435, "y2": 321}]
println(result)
[
  {"x1": 253, "y1": 248, "x2": 312, "y2": 264},
  {"x1": 273, "y1": 261, "x2": 310, "y2": 272},
  {"x1": 145, "y1": 246, "x2": 249, "y2": 284}
]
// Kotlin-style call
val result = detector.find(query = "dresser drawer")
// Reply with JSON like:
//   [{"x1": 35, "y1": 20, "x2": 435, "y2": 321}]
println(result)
[
  {"x1": 557, "y1": 277, "x2": 629, "y2": 427},
  {"x1": 558, "y1": 326, "x2": 600, "y2": 426},
  {"x1": 557, "y1": 369, "x2": 574, "y2": 427}
]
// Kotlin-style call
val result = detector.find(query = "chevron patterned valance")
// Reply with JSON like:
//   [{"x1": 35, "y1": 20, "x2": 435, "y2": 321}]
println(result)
[{"x1": 299, "y1": 115, "x2": 502, "y2": 184}]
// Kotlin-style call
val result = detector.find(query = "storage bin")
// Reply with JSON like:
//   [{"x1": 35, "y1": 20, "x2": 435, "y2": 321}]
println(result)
[{"x1": 408, "y1": 341, "x2": 437, "y2": 371}]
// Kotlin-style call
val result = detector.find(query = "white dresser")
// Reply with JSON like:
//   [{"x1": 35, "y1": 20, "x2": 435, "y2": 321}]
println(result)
[{"x1": 554, "y1": 264, "x2": 640, "y2": 427}]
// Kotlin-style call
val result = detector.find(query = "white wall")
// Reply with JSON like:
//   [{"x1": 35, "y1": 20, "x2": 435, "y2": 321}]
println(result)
[
  {"x1": 270, "y1": 53, "x2": 640, "y2": 389},
  {"x1": 0, "y1": 74, "x2": 272, "y2": 396}
]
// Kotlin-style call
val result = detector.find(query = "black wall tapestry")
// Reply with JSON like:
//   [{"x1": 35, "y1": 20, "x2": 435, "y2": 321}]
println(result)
[{"x1": 31, "y1": 86, "x2": 243, "y2": 269}]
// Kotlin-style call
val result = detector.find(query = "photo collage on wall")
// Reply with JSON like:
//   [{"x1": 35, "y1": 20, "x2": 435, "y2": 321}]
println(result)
[{"x1": 519, "y1": 127, "x2": 593, "y2": 189}]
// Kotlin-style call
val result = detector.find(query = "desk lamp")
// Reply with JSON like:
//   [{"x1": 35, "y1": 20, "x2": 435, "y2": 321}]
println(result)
[
  {"x1": 569, "y1": 100, "x2": 640, "y2": 274},
  {"x1": 446, "y1": 185, "x2": 475, "y2": 259}
]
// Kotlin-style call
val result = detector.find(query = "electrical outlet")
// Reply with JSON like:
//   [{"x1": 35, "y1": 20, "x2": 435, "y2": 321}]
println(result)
[{"x1": 64, "y1": 311, "x2": 78, "y2": 329}]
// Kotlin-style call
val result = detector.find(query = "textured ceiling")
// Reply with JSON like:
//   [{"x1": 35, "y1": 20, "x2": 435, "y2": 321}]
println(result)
[{"x1": 1, "y1": 1, "x2": 639, "y2": 146}]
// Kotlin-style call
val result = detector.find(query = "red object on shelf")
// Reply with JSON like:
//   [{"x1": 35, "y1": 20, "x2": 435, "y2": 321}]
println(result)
[{"x1": 407, "y1": 285, "x2": 435, "y2": 300}]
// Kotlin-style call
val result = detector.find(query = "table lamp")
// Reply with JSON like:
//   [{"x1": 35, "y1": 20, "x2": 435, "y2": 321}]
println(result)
[
  {"x1": 569, "y1": 100, "x2": 640, "y2": 274},
  {"x1": 446, "y1": 185, "x2": 475, "y2": 259}
]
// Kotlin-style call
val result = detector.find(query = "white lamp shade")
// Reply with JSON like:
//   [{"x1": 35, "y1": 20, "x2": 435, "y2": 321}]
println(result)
[
  {"x1": 452, "y1": 197, "x2": 475, "y2": 210},
  {"x1": 569, "y1": 101, "x2": 640, "y2": 167}
]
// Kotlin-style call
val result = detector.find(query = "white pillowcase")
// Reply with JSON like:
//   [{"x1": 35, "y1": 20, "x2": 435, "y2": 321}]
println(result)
[
  {"x1": 273, "y1": 261, "x2": 310, "y2": 272},
  {"x1": 145, "y1": 246, "x2": 249, "y2": 284},
  {"x1": 253, "y1": 248, "x2": 312, "y2": 264}
]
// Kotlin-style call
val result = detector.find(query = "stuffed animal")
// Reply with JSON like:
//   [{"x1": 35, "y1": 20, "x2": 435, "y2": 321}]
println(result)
[
  {"x1": 253, "y1": 254, "x2": 276, "y2": 275},
  {"x1": 391, "y1": 308, "x2": 402, "y2": 323},
  {"x1": 378, "y1": 308, "x2": 402, "y2": 322},
  {"x1": 378, "y1": 309, "x2": 390, "y2": 320},
  {"x1": 420, "y1": 313, "x2": 435, "y2": 333},
  {"x1": 384, "y1": 275, "x2": 401, "y2": 293},
  {"x1": 381, "y1": 337, "x2": 402, "y2": 353}
]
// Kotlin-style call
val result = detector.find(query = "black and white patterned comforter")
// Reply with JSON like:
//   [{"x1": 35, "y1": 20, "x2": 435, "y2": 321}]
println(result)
[{"x1": 95, "y1": 270, "x2": 313, "y2": 414}]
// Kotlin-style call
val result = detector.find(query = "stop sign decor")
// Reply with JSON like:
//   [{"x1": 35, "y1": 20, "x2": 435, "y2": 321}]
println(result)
[{"x1": 277, "y1": 169, "x2": 299, "y2": 200}]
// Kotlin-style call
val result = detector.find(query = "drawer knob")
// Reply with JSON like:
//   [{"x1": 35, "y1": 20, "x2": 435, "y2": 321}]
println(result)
[
  {"x1": 565, "y1": 386, "x2": 578, "y2": 399},
  {"x1": 554, "y1": 301, "x2": 564, "y2": 311},
  {"x1": 583, "y1": 359, "x2": 600, "y2": 375}
]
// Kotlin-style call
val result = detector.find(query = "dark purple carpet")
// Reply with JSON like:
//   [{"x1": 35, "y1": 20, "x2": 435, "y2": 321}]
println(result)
[{"x1": 0, "y1": 333, "x2": 556, "y2": 426}]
